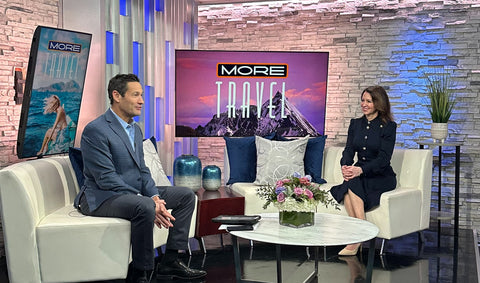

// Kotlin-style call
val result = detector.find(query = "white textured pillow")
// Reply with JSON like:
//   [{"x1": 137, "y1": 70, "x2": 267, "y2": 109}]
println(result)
[
  {"x1": 143, "y1": 139, "x2": 172, "y2": 186},
  {"x1": 254, "y1": 135, "x2": 308, "y2": 185}
]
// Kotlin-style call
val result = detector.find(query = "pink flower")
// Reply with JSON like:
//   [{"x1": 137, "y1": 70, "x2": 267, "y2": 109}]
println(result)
[
  {"x1": 304, "y1": 189, "x2": 314, "y2": 199},
  {"x1": 276, "y1": 180, "x2": 284, "y2": 187},
  {"x1": 277, "y1": 192, "x2": 286, "y2": 202},
  {"x1": 299, "y1": 177, "x2": 310, "y2": 185},
  {"x1": 294, "y1": 187, "x2": 303, "y2": 195}
]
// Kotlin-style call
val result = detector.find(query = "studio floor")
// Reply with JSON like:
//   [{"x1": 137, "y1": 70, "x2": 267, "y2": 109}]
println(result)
[{"x1": 0, "y1": 227, "x2": 477, "y2": 283}]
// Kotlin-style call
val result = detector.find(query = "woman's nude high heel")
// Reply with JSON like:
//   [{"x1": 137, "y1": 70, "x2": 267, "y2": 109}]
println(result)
[{"x1": 338, "y1": 244, "x2": 362, "y2": 256}]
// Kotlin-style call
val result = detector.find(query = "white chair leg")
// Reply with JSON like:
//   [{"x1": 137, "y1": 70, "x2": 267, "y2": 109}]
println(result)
[{"x1": 380, "y1": 239, "x2": 386, "y2": 255}]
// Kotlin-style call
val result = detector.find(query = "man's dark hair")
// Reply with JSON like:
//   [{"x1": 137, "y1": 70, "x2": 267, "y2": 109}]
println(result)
[{"x1": 107, "y1": 73, "x2": 140, "y2": 104}]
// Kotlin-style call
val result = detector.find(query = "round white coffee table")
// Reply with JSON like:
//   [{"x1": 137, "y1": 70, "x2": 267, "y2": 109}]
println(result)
[{"x1": 228, "y1": 213, "x2": 379, "y2": 283}]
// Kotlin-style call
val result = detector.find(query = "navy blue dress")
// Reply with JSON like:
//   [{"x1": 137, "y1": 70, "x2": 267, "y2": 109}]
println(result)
[{"x1": 330, "y1": 116, "x2": 397, "y2": 211}]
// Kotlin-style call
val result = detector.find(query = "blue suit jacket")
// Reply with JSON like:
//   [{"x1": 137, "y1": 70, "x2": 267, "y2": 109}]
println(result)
[{"x1": 74, "y1": 110, "x2": 157, "y2": 212}]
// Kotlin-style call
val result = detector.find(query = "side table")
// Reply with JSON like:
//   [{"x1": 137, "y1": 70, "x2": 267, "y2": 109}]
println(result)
[
  {"x1": 195, "y1": 186, "x2": 245, "y2": 253},
  {"x1": 416, "y1": 138, "x2": 462, "y2": 245}
]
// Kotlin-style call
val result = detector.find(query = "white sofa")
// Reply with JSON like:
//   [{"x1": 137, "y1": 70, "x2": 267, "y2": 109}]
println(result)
[
  {"x1": 225, "y1": 146, "x2": 433, "y2": 251},
  {"x1": 0, "y1": 154, "x2": 197, "y2": 283}
]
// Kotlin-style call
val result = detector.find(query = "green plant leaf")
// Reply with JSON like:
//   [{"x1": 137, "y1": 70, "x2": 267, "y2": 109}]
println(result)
[{"x1": 424, "y1": 71, "x2": 456, "y2": 123}]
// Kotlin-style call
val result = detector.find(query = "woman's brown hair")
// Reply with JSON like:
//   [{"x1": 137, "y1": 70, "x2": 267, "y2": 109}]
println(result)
[{"x1": 362, "y1": 86, "x2": 394, "y2": 123}]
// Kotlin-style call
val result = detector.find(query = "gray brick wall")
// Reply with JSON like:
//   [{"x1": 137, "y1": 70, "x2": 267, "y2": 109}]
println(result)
[
  {"x1": 0, "y1": 0, "x2": 59, "y2": 257},
  {"x1": 0, "y1": 1, "x2": 59, "y2": 167},
  {"x1": 197, "y1": 1, "x2": 480, "y2": 232}
]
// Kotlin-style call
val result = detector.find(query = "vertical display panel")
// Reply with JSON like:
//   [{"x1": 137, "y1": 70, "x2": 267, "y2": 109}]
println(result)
[{"x1": 17, "y1": 26, "x2": 92, "y2": 158}]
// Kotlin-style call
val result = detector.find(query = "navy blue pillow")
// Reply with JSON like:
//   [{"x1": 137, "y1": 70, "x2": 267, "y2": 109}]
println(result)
[
  {"x1": 273, "y1": 134, "x2": 327, "y2": 184},
  {"x1": 224, "y1": 133, "x2": 276, "y2": 185},
  {"x1": 304, "y1": 136, "x2": 327, "y2": 184},
  {"x1": 224, "y1": 136, "x2": 256, "y2": 184},
  {"x1": 68, "y1": 147, "x2": 85, "y2": 188}
]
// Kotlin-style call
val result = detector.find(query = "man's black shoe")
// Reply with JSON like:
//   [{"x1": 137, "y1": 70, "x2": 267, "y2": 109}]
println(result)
[
  {"x1": 157, "y1": 259, "x2": 207, "y2": 280},
  {"x1": 126, "y1": 266, "x2": 153, "y2": 283}
]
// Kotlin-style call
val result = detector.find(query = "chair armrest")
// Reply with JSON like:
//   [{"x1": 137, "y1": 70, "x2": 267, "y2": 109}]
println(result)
[{"x1": 367, "y1": 187, "x2": 423, "y2": 239}]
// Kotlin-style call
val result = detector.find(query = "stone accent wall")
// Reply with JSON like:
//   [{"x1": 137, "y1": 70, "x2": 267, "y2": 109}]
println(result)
[
  {"x1": 197, "y1": 1, "x2": 480, "y2": 232},
  {"x1": 0, "y1": 1, "x2": 59, "y2": 167}
]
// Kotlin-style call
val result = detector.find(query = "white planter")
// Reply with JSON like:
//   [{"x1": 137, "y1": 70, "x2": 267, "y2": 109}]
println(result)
[{"x1": 431, "y1": 123, "x2": 448, "y2": 143}]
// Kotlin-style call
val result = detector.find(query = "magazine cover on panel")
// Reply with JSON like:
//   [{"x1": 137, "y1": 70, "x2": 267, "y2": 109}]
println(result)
[
  {"x1": 175, "y1": 50, "x2": 329, "y2": 137},
  {"x1": 18, "y1": 26, "x2": 91, "y2": 158}
]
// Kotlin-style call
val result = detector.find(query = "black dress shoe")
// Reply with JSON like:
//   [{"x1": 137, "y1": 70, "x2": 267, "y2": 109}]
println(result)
[
  {"x1": 126, "y1": 266, "x2": 153, "y2": 283},
  {"x1": 157, "y1": 258, "x2": 207, "y2": 280}
]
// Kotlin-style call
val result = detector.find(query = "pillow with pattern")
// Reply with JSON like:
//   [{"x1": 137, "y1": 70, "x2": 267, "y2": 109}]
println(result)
[{"x1": 254, "y1": 135, "x2": 308, "y2": 185}]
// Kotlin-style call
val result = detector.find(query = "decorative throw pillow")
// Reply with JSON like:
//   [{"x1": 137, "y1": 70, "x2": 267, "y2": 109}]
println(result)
[
  {"x1": 304, "y1": 136, "x2": 327, "y2": 184},
  {"x1": 143, "y1": 138, "x2": 172, "y2": 186},
  {"x1": 272, "y1": 134, "x2": 327, "y2": 184},
  {"x1": 69, "y1": 147, "x2": 85, "y2": 188},
  {"x1": 254, "y1": 135, "x2": 309, "y2": 185},
  {"x1": 223, "y1": 133, "x2": 276, "y2": 185}
]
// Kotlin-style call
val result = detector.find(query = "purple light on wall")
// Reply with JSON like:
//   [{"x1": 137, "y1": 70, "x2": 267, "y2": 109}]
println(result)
[
  {"x1": 183, "y1": 22, "x2": 191, "y2": 45},
  {"x1": 174, "y1": 141, "x2": 182, "y2": 159},
  {"x1": 155, "y1": 97, "x2": 164, "y2": 142},
  {"x1": 191, "y1": 138, "x2": 198, "y2": 156},
  {"x1": 165, "y1": 41, "x2": 173, "y2": 124},
  {"x1": 194, "y1": 23, "x2": 198, "y2": 42}
]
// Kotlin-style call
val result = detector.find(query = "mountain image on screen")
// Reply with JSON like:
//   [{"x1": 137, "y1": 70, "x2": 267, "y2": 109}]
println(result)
[{"x1": 177, "y1": 91, "x2": 320, "y2": 137}]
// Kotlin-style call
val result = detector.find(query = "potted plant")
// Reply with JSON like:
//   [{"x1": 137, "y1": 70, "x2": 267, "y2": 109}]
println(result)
[{"x1": 424, "y1": 71, "x2": 456, "y2": 142}]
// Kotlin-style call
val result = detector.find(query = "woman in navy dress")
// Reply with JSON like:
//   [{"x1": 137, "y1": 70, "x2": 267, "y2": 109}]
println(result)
[{"x1": 330, "y1": 86, "x2": 397, "y2": 256}]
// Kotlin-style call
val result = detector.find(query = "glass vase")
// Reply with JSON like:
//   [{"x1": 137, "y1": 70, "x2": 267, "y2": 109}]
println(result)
[
  {"x1": 279, "y1": 210, "x2": 315, "y2": 228},
  {"x1": 202, "y1": 165, "x2": 221, "y2": 191},
  {"x1": 173, "y1": 154, "x2": 202, "y2": 192}
]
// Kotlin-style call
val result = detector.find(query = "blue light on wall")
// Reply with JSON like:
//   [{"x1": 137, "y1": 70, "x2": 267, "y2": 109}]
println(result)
[
  {"x1": 119, "y1": 0, "x2": 130, "y2": 16},
  {"x1": 155, "y1": 0, "x2": 164, "y2": 12},
  {"x1": 132, "y1": 41, "x2": 144, "y2": 84},
  {"x1": 106, "y1": 31, "x2": 115, "y2": 64},
  {"x1": 144, "y1": 85, "x2": 154, "y2": 138},
  {"x1": 144, "y1": 0, "x2": 154, "y2": 32},
  {"x1": 156, "y1": 97, "x2": 164, "y2": 142}
]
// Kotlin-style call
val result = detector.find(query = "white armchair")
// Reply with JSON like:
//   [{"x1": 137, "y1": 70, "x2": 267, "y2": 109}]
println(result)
[{"x1": 317, "y1": 147, "x2": 433, "y2": 253}]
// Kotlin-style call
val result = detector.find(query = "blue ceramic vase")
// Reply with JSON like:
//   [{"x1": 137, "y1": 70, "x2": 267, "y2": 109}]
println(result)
[
  {"x1": 173, "y1": 154, "x2": 202, "y2": 192},
  {"x1": 202, "y1": 165, "x2": 221, "y2": 191}
]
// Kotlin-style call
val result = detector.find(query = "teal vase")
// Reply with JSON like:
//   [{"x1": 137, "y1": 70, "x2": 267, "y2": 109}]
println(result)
[
  {"x1": 202, "y1": 165, "x2": 221, "y2": 191},
  {"x1": 173, "y1": 154, "x2": 202, "y2": 192}
]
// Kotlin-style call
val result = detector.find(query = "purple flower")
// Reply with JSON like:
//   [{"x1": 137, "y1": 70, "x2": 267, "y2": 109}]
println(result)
[
  {"x1": 304, "y1": 189, "x2": 314, "y2": 199},
  {"x1": 277, "y1": 192, "x2": 285, "y2": 202},
  {"x1": 294, "y1": 187, "x2": 303, "y2": 195},
  {"x1": 275, "y1": 186, "x2": 286, "y2": 195},
  {"x1": 293, "y1": 172, "x2": 301, "y2": 178},
  {"x1": 305, "y1": 175, "x2": 312, "y2": 182}
]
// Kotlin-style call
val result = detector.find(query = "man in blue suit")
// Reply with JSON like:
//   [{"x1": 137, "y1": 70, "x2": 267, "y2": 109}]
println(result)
[{"x1": 74, "y1": 74, "x2": 206, "y2": 283}]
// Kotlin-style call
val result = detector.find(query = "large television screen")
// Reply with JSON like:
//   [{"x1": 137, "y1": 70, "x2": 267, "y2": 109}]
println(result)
[
  {"x1": 17, "y1": 26, "x2": 92, "y2": 158},
  {"x1": 175, "y1": 50, "x2": 329, "y2": 137}
]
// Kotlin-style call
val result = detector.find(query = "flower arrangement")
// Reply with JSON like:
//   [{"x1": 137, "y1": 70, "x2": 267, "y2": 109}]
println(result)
[{"x1": 256, "y1": 172, "x2": 338, "y2": 212}]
